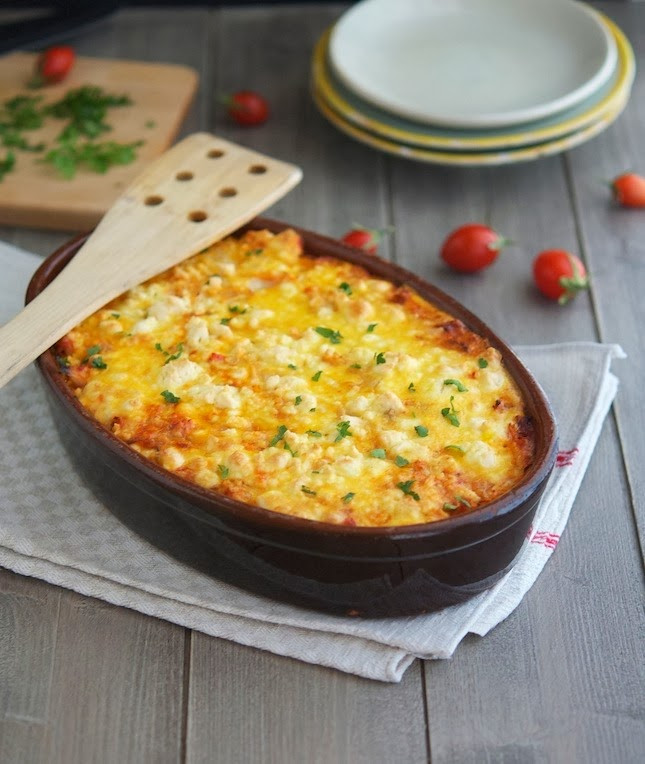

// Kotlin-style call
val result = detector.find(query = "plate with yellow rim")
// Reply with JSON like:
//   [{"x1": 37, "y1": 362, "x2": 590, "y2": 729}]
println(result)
[
  {"x1": 312, "y1": 84, "x2": 630, "y2": 167},
  {"x1": 312, "y1": 12, "x2": 634, "y2": 153}
]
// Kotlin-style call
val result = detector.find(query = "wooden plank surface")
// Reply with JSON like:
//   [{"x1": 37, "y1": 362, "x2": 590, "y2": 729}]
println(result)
[
  {"x1": 0, "y1": 3, "x2": 644, "y2": 764},
  {"x1": 567, "y1": 2, "x2": 645, "y2": 551}
]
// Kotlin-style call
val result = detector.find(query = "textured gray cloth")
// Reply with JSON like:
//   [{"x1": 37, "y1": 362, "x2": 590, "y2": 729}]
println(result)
[{"x1": 0, "y1": 240, "x2": 623, "y2": 682}]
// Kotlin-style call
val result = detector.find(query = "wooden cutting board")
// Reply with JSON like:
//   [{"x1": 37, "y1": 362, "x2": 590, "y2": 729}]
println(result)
[{"x1": 0, "y1": 52, "x2": 198, "y2": 231}]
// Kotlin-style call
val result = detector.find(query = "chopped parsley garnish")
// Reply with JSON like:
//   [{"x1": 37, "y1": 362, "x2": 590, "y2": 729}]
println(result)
[
  {"x1": 288, "y1": 364, "x2": 297, "y2": 369},
  {"x1": 111, "y1": 312, "x2": 120, "y2": 318},
  {"x1": 445, "y1": 444, "x2": 465, "y2": 454},
  {"x1": 301, "y1": 485, "x2": 316, "y2": 496},
  {"x1": 335, "y1": 421, "x2": 352, "y2": 442},
  {"x1": 367, "y1": 323, "x2": 377, "y2": 333},
  {"x1": 478, "y1": 358, "x2": 489, "y2": 368},
  {"x1": 294, "y1": 395, "x2": 302, "y2": 406},
  {"x1": 444, "y1": 496, "x2": 471, "y2": 512},
  {"x1": 350, "y1": 363, "x2": 362, "y2": 369},
  {"x1": 338, "y1": 282, "x2": 352, "y2": 295},
  {"x1": 306, "y1": 430, "x2": 322, "y2": 437},
  {"x1": 311, "y1": 370, "x2": 323, "y2": 382},
  {"x1": 342, "y1": 492, "x2": 355, "y2": 503},
  {"x1": 315, "y1": 326, "x2": 342, "y2": 344},
  {"x1": 220, "y1": 317, "x2": 231, "y2": 325},
  {"x1": 395, "y1": 455, "x2": 409, "y2": 467},
  {"x1": 161, "y1": 390, "x2": 180, "y2": 404},
  {"x1": 247, "y1": 248, "x2": 263, "y2": 256},
  {"x1": 408, "y1": 382, "x2": 416, "y2": 392},
  {"x1": 374, "y1": 352, "x2": 386, "y2": 365},
  {"x1": 155, "y1": 342, "x2": 183, "y2": 365},
  {"x1": 370, "y1": 448, "x2": 386, "y2": 459},
  {"x1": 218, "y1": 464, "x2": 229, "y2": 478},
  {"x1": 283, "y1": 441, "x2": 298, "y2": 457},
  {"x1": 397, "y1": 480, "x2": 420, "y2": 501},
  {"x1": 268, "y1": 424, "x2": 288, "y2": 447},
  {"x1": 444, "y1": 378, "x2": 468, "y2": 392},
  {"x1": 41, "y1": 138, "x2": 142, "y2": 179},
  {"x1": 0, "y1": 151, "x2": 16, "y2": 181},
  {"x1": 46, "y1": 86, "x2": 132, "y2": 137},
  {"x1": 414, "y1": 425, "x2": 428, "y2": 438},
  {"x1": 228, "y1": 305, "x2": 246, "y2": 314},
  {"x1": 441, "y1": 396, "x2": 460, "y2": 427},
  {"x1": 82, "y1": 345, "x2": 106, "y2": 367}
]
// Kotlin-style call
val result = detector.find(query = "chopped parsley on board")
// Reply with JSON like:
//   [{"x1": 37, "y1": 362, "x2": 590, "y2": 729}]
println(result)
[{"x1": 0, "y1": 85, "x2": 142, "y2": 181}]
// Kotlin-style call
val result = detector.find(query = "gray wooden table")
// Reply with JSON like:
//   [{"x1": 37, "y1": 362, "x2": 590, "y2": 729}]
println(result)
[{"x1": 1, "y1": 4, "x2": 644, "y2": 762}]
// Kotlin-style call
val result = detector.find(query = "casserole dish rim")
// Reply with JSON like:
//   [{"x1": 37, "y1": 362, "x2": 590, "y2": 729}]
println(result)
[{"x1": 28, "y1": 217, "x2": 558, "y2": 543}]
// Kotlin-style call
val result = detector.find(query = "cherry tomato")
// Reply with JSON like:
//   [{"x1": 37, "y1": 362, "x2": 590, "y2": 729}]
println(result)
[
  {"x1": 37, "y1": 45, "x2": 75, "y2": 84},
  {"x1": 440, "y1": 223, "x2": 508, "y2": 273},
  {"x1": 532, "y1": 249, "x2": 589, "y2": 304},
  {"x1": 611, "y1": 172, "x2": 645, "y2": 208},
  {"x1": 340, "y1": 225, "x2": 391, "y2": 254},
  {"x1": 227, "y1": 91, "x2": 269, "y2": 126}
]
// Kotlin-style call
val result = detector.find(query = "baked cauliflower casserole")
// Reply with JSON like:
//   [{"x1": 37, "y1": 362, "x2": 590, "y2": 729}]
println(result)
[{"x1": 56, "y1": 228, "x2": 535, "y2": 527}]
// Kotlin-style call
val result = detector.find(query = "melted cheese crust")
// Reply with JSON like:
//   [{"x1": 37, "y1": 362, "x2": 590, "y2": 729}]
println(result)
[{"x1": 57, "y1": 229, "x2": 534, "y2": 527}]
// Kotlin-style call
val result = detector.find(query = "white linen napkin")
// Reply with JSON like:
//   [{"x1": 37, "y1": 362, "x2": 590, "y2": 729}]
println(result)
[{"x1": 0, "y1": 240, "x2": 623, "y2": 682}]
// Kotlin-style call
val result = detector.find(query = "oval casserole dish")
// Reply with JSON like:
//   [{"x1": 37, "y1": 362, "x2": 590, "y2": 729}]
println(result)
[{"x1": 28, "y1": 218, "x2": 558, "y2": 617}]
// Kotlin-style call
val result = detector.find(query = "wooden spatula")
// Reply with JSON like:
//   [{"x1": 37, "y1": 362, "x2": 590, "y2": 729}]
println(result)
[{"x1": 0, "y1": 132, "x2": 302, "y2": 390}]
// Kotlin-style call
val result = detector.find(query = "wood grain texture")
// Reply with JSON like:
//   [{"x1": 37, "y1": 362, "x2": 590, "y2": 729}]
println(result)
[
  {"x1": 42, "y1": 590, "x2": 185, "y2": 764},
  {"x1": 567, "y1": 2, "x2": 645, "y2": 552},
  {"x1": 0, "y1": 570, "x2": 60, "y2": 762},
  {"x1": 187, "y1": 638, "x2": 428, "y2": 764}
]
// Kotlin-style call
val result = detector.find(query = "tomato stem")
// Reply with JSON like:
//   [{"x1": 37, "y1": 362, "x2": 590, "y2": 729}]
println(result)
[
  {"x1": 350, "y1": 222, "x2": 395, "y2": 244},
  {"x1": 557, "y1": 254, "x2": 589, "y2": 304}
]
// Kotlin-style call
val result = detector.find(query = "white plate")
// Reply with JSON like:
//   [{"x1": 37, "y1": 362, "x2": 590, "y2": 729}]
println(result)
[{"x1": 329, "y1": 0, "x2": 618, "y2": 128}]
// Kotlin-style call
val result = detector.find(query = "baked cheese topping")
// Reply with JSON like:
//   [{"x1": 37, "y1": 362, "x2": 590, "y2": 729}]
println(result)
[{"x1": 56, "y1": 228, "x2": 534, "y2": 527}]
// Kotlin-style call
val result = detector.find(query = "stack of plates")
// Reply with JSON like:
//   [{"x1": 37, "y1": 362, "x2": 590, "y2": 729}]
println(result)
[{"x1": 311, "y1": 0, "x2": 635, "y2": 166}]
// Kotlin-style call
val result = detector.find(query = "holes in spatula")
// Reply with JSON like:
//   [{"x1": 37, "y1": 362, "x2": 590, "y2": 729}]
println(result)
[
  {"x1": 189, "y1": 210, "x2": 208, "y2": 222},
  {"x1": 144, "y1": 195, "x2": 164, "y2": 206},
  {"x1": 219, "y1": 187, "x2": 237, "y2": 198},
  {"x1": 176, "y1": 171, "x2": 194, "y2": 181},
  {"x1": 249, "y1": 164, "x2": 267, "y2": 175},
  {"x1": 207, "y1": 149, "x2": 224, "y2": 159}
]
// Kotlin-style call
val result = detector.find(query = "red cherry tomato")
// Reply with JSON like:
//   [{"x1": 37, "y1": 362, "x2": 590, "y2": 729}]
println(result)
[
  {"x1": 340, "y1": 225, "x2": 392, "y2": 255},
  {"x1": 611, "y1": 172, "x2": 645, "y2": 208},
  {"x1": 440, "y1": 223, "x2": 508, "y2": 273},
  {"x1": 38, "y1": 45, "x2": 75, "y2": 84},
  {"x1": 532, "y1": 249, "x2": 589, "y2": 304},
  {"x1": 227, "y1": 91, "x2": 269, "y2": 126}
]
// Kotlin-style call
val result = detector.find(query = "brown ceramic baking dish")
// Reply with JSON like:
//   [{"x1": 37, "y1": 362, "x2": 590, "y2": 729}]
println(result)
[{"x1": 28, "y1": 217, "x2": 558, "y2": 617}]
